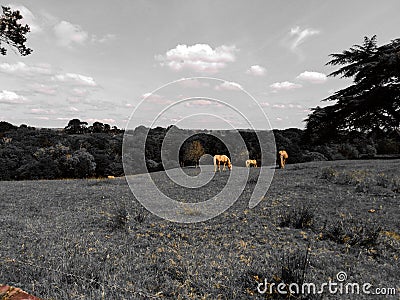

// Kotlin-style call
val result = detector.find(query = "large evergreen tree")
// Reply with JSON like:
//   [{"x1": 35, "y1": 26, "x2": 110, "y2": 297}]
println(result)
[
  {"x1": 305, "y1": 36, "x2": 400, "y2": 141},
  {"x1": 0, "y1": 6, "x2": 32, "y2": 56}
]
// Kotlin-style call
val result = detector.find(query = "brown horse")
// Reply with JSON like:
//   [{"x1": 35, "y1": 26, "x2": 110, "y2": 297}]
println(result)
[
  {"x1": 245, "y1": 159, "x2": 257, "y2": 168},
  {"x1": 214, "y1": 155, "x2": 232, "y2": 172},
  {"x1": 278, "y1": 150, "x2": 288, "y2": 169}
]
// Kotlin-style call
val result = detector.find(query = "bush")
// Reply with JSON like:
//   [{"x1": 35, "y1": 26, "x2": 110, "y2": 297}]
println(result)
[
  {"x1": 320, "y1": 218, "x2": 381, "y2": 248},
  {"x1": 279, "y1": 206, "x2": 314, "y2": 229}
]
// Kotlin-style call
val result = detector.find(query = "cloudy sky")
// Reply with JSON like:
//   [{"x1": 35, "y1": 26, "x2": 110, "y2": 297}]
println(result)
[{"x1": 1, "y1": 0, "x2": 399, "y2": 129}]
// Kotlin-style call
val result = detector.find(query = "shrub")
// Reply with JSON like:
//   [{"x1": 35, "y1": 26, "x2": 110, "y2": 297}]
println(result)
[
  {"x1": 320, "y1": 218, "x2": 381, "y2": 248},
  {"x1": 279, "y1": 206, "x2": 314, "y2": 229}
]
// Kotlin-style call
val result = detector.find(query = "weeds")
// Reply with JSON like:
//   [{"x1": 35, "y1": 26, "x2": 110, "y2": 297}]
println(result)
[
  {"x1": 257, "y1": 246, "x2": 322, "y2": 299},
  {"x1": 279, "y1": 206, "x2": 314, "y2": 229},
  {"x1": 320, "y1": 218, "x2": 381, "y2": 249},
  {"x1": 108, "y1": 205, "x2": 130, "y2": 231},
  {"x1": 321, "y1": 167, "x2": 400, "y2": 194}
]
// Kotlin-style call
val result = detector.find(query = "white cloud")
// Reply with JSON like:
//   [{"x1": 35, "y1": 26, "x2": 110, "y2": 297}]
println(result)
[
  {"x1": 30, "y1": 108, "x2": 56, "y2": 114},
  {"x1": 246, "y1": 65, "x2": 266, "y2": 76},
  {"x1": 91, "y1": 33, "x2": 116, "y2": 43},
  {"x1": 8, "y1": 4, "x2": 42, "y2": 33},
  {"x1": 69, "y1": 106, "x2": 79, "y2": 112},
  {"x1": 156, "y1": 44, "x2": 238, "y2": 73},
  {"x1": 142, "y1": 93, "x2": 173, "y2": 105},
  {"x1": 71, "y1": 87, "x2": 89, "y2": 96},
  {"x1": 53, "y1": 20, "x2": 88, "y2": 47},
  {"x1": 0, "y1": 90, "x2": 28, "y2": 104},
  {"x1": 29, "y1": 83, "x2": 57, "y2": 95},
  {"x1": 0, "y1": 62, "x2": 52, "y2": 76},
  {"x1": 273, "y1": 104, "x2": 286, "y2": 109},
  {"x1": 178, "y1": 78, "x2": 210, "y2": 88},
  {"x1": 270, "y1": 81, "x2": 302, "y2": 91},
  {"x1": 215, "y1": 81, "x2": 243, "y2": 91},
  {"x1": 296, "y1": 71, "x2": 327, "y2": 83},
  {"x1": 52, "y1": 73, "x2": 96, "y2": 86},
  {"x1": 85, "y1": 118, "x2": 115, "y2": 124},
  {"x1": 260, "y1": 102, "x2": 270, "y2": 107},
  {"x1": 185, "y1": 99, "x2": 213, "y2": 107},
  {"x1": 290, "y1": 26, "x2": 320, "y2": 50}
]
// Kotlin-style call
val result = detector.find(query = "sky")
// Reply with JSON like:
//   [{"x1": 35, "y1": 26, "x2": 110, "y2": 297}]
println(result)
[{"x1": 0, "y1": 0, "x2": 399, "y2": 130}]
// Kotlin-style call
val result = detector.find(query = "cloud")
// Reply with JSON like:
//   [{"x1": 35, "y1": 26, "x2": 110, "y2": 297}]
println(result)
[
  {"x1": 91, "y1": 33, "x2": 116, "y2": 43},
  {"x1": 290, "y1": 26, "x2": 320, "y2": 50},
  {"x1": 260, "y1": 102, "x2": 270, "y2": 107},
  {"x1": 29, "y1": 83, "x2": 57, "y2": 95},
  {"x1": 245, "y1": 65, "x2": 266, "y2": 76},
  {"x1": 71, "y1": 87, "x2": 89, "y2": 96},
  {"x1": 270, "y1": 81, "x2": 302, "y2": 91},
  {"x1": 53, "y1": 20, "x2": 88, "y2": 47},
  {"x1": 85, "y1": 118, "x2": 116, "y2": 124},
  {"x1": 156, "y1": 44, "x2": 238, "y2": 73},
  {"x1": 0, "y1": 90, "x2": 28, "y2": 104},
  {"x1": 142, "y1": 93, "x2": 173, "y2": 105},
  {"x1": 273, "y1": 104, "x2": 286, "y2": 109},
  {"x1": 0, "y1": 62, "x2": 52, "y2": 76},
  {"x1": 30, "y1": 108, "x2": 56, "y2": 114},
  {"x1": 185, "y1": 99, "x2": 214, "y2": 107},
  {"x1": 8, "y1": 4, "x2": 42, "y2": 33},
  {"x1": 178, "y1": 78, "x2": 210, "y2": 88},
  {"x1": 69, "y1": 106, "x2": 79, "y2": 112},
  {"x1": 52, "y1": 73, "x2": 96, "y2": 86},
  {"x1": 215, "y1": 81, "x2": 243, "y2": 91},
  {"x1": 296, "y1": 71, "x2": 327, "y2": 83}
]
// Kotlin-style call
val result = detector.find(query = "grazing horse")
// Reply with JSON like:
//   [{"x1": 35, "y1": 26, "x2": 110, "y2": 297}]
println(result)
[
  {"x1": 278, "y1": 150, "x2": 288, "y2": 169},
  {"x1": 245, "y1": 159, "x2": 258, "y2": 168},
  {"x1": 214, "y1": 155, "x2": 232, "y2": 172}
]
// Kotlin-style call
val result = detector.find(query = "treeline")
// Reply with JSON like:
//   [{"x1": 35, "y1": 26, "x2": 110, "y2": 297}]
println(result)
[
  {"x1": 0, "y1": 121, "x2": 123, "y2": 180},
  {"x1": 1, "y1": 120, "x2": 399, "y2": 180}
]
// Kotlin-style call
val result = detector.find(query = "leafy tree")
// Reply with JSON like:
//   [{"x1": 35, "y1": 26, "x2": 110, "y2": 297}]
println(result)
[
  {"x1": 0, "y1": 6, "x2": 32, "y2": 56},
  {"x1": 0, "y1": 121, "x2": 17, "y2": 134},
  {"x1": 306, "y1": 36, "x2": 400, "y2": 140},
  {"x1": 183, "y1": 140, "x2": 205, "y2": 167},
  {"x1": 64, "y1": 119, "x2": 88, "y2": 134}
]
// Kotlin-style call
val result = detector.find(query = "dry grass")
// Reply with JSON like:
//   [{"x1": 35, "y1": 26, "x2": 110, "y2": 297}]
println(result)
[{"x1": 0, "y1": 160, "x2": 399, "y2": 299}]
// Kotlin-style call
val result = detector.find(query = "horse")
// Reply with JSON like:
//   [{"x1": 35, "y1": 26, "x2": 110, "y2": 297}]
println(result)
[
  {"x1": 245, "y1": 159, "x2": 258, "y2": 168},
  {"x1": 213, "y1": 155, "x2": 232, "y2": 172},
  {"x1": 278, "y1": 150, "x2": 288, "y2": 169}
]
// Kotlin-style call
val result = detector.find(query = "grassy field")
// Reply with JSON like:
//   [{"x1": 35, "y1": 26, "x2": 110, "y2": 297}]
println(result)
[{"x1": 0, "y1": 160, "x2": 399, "y2": 299}]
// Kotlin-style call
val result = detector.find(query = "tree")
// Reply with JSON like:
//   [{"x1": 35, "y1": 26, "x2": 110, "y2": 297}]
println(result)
[
  {"x1": 64, "y1": 119, "x2": 88, "y2": 134},
  {"x1": 0, "y1": 6, "x2": 32, "y2": 56},
  {"x1": 305, "y1": 36, "x2": 400, "y2": 139},
  {"x1": 183, "y1": 140, "x2": 205, "y2": 167},
  {"x1": 0, "y1": 121, "x2": 17, "y2": 133}
]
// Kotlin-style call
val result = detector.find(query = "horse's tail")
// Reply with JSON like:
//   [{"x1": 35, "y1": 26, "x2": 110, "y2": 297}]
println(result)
[
  {"x1": 213, "y1": 155, "x2": 216, "y2": 166},
  {"x1": 246, "y1": 160, "x2": 249, "y2": 167}
]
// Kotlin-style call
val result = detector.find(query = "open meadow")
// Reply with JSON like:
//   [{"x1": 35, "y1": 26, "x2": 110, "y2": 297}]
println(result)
[{"x1": 0, "y1": 159, "x2": 399, "y2": 299}]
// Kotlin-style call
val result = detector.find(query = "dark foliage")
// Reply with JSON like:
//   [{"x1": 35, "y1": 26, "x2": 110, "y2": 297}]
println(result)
[
  {"x1": 1, "y1": 119, "x2": 399, "y2": 180},
  {"x1": 320, "y1": 218, "x2": 381, "y2": 249},
  {"x1": 279, "y1": 206, "x2": 314, "y2": 229},
  {"x1": 305, "y1": 36, "x2": 400, "y2": 142},
  {"x1": 0, "y1": 6, "x2": 32, "y2": 56}
]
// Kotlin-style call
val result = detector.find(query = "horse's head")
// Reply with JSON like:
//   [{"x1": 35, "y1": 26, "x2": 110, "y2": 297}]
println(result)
[{"x1": 228, "y1": 161, "x2": 232, "y2": 170}]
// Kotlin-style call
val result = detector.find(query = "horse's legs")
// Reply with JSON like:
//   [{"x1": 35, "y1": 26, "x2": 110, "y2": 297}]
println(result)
[{"x1": 222, "y1": 162, "x2": 226, "y2": 171}]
